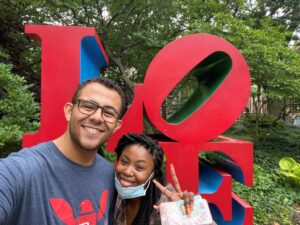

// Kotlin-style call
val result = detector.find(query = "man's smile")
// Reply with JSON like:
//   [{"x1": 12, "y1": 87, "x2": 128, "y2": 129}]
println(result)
[{"x1": 81, "y1": 124, "x2": 105, "y2": 135}]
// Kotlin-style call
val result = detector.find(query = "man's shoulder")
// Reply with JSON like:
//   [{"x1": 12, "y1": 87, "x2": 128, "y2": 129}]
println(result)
[
  {"x1": 10, "y1": 141, "x2": 52, "y2": 157},
  {"x1": 0, "y1": 142, "x2": 55, "y2": 190},
  {"x1": 1, "y1": 142, "x2": 54, "y2": 171},
  {"x1": 24, "y1": 141, "x2": 54, "y2": 151},
  {"x1": 95, "y1": 154, "x2": 115, "y2": 172}
]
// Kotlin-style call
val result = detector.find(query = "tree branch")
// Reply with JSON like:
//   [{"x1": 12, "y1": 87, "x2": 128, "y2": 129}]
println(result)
[{"x1": 106, "y1": 0, "x2": 135, "y2": 29}]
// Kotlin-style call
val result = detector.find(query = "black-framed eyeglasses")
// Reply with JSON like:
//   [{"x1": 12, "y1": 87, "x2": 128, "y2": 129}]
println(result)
[{"x1": 76, "y1": 99, "x2": 120, "y2": 123}]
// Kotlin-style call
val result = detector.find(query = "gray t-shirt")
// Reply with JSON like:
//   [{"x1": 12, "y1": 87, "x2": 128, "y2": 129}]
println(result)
[{"x1": 0, "y1": 141, "x2": 116, "y2": 225}]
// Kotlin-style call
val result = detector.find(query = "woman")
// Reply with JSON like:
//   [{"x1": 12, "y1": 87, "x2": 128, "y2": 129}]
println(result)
[{"x1": 114, "y1": 133, "x2": 195, "y2": 225}]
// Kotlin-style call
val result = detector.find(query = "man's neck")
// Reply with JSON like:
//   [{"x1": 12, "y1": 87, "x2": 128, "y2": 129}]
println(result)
[{"x1": 53, "y1": 133, "x2": 98, "y2": 166}]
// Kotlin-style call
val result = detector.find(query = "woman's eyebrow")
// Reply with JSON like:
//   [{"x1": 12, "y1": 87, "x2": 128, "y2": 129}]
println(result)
[
  {"x1": 120, "y1": 155, "x2": 129, "y2": 160},
  {"x1": 135, "y1": 160, "x2": 147, "y2": 163}
]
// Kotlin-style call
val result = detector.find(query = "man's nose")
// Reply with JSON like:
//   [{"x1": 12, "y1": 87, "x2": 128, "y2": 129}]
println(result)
[{"x1": 89, "y1": 107, "x2": 105, "y2": 122}]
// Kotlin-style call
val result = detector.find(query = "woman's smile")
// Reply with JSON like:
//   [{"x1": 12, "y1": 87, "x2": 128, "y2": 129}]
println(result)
[{"x1": 119, "y1": 178, "x2": 137, "y2": 187}]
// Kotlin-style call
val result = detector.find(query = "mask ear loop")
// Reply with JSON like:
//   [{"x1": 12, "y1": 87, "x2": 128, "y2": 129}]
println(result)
[{"x1": 144, "y1": 172, "x2": 155, "y2": 190}]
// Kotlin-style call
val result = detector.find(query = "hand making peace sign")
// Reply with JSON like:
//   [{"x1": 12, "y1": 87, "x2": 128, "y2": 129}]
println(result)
[{"x1": 153, "y1": 164, "x2": 195, "y2": 216}]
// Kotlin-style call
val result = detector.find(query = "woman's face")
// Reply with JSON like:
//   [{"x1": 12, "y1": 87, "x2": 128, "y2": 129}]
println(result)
[{"x1": 116, "y1": 144, "x2": 154, "y2": 187}]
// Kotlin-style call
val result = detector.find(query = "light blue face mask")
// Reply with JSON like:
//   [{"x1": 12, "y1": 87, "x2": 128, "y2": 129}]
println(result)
[{"x1": 115, "y1": 172, "x2": 154, "y2": 199}]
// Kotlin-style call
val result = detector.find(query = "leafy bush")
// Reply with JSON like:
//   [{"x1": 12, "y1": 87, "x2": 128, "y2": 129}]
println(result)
[
  {"x1": 233, "y1": 165, "x2": 299, "y2": 225},
  {"x1": 98, "y1": 145, "x2": 117, "y2": 163},
  {"x1": 279, "y1": 157, "x2": 300, "y2": 186},
  {"x1": 0, "y1": 63, "x2": 39, "y2": 157}
]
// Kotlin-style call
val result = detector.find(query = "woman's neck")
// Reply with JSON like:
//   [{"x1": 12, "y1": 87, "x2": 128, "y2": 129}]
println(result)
[{"x1": 125, "y1": 198, "x2": 142, "y2": 225}]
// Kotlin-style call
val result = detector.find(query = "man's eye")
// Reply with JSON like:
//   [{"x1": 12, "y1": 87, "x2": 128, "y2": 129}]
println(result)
[
  {"x1": 103, "y1": 110, "x2": 117, "y2": 118},
  {"x1": 83, "y1": 105, "x2": 96, "y2": 110},
  {"x1": 81, "y1": 102, "x2": 96, "y2": 110}
]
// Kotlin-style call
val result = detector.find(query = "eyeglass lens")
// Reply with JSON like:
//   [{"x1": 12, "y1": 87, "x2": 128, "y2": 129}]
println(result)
[{"x1": 77, "y1": 99, "x2": 119, "y2": 123}]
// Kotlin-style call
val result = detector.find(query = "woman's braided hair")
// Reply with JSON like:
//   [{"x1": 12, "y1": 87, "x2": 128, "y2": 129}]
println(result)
[{"x1": 115, "y1": 133, "x2": 165, "y2": 225}]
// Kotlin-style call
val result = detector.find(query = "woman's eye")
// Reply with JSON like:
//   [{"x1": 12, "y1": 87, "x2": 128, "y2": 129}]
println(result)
[
  {"x1": 120, "y1": 159, "x2": 128, "y2": 165},
  {"x1": 136, "y1": 166, "x2": 144, "y2": 171}
]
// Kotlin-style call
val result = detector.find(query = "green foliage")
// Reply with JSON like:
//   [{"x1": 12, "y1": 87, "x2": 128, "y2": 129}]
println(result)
[
  {"x1": 189, "y1": 9, "x2": 300, "y2": 141},
  {"x1": 225, "y1": 113, "x2": 286, "y2": 141},
  {"x1": 0, "y1": 63, "x2": 39, "y2": 157},
  {"x1": 233, "y1": 165, "x2": 299, "y2": 225},
  {"x1": 98, "y1": 145, "x2": 117, "y2": 163},
  {"x1": 227, "y1": 124, "x2": 300, "y2": 225},
  {"x1": 279, "y1": 157, "x2": 300, "y2": 186},
  {"x1": 0, "y1": 0, "x2": 42, "y2": 93},
  {"x1": 190, "y1": 13, "x2": 300, "y2": 101}
]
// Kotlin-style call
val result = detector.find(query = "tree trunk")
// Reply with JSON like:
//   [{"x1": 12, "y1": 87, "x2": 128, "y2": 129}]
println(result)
[{"x1": 253, "y1": 95, "x2": 260, "y2": 142}]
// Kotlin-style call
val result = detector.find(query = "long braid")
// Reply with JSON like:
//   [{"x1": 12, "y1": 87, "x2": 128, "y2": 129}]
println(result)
[{"x1": 115, "y1": 133, "x2": 165, "y2": 225}]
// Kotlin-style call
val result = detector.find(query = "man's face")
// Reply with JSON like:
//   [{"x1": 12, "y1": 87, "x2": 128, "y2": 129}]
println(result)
[{"x1": 65, "y1": 82, "x2": 122, "y2": 152}]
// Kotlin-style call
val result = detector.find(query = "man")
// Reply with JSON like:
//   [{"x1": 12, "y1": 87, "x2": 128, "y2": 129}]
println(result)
[{"x1": 0, "y1": 77, "x2": 126, "y2": 225}]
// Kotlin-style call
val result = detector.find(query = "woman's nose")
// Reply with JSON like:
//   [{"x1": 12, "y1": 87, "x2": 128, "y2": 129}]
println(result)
[{"x1": 123, "y1": 166, "x2": 134, "y2": 176}]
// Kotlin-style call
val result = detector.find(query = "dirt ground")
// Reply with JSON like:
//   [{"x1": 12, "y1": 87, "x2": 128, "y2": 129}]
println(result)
[{"x1": 291, "y1": 204, "x2": 300, "y2": 225}]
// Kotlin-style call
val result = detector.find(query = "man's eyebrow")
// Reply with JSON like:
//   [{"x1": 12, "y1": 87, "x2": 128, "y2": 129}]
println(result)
[
  {"x1": 102, "y1": 105, "x2": 119, "y2": 114},
  {"x1": 86, "y1": 99, "x2": 119, "y2": 114}
]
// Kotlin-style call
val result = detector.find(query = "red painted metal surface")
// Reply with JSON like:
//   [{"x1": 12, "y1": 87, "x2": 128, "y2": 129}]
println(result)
[
  {"x1": 202, "y1": 168, "x2": 233, "y2": 220},
  {"x1": 22, "y1": 25, "x2": 108, "y2": 147},
  {"x1": 143, "y1": 34, "x2": 250, "y2": 144}
]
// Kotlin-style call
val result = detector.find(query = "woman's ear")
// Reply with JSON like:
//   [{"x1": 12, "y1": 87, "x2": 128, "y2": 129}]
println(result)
[{"x1": 64, "y1": 103, "x2": 73, "y2": 122}]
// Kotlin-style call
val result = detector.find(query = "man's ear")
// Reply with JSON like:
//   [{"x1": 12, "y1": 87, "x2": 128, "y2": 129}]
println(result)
[
  {"x1": 113, "y1": 120, "x2": 122, "y2": 133},
  {"x1": 64, "y1": 103, "x2": 73, "y2": 122}
]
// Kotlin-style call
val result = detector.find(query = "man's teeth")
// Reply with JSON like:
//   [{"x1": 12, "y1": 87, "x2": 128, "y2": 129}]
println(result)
[{"x1": 84, "y1": 127, "x2": 99, "y2": 134}]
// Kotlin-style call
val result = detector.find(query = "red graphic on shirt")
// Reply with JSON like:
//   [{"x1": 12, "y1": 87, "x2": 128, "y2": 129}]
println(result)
[{"x1": 50, "y1": 190, "x2": 109, "y2": 225}]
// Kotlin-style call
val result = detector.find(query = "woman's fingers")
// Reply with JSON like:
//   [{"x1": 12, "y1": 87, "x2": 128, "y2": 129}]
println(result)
[
  {"x1": 183, "y1": 190, "x2": 195, "y2": 216},
  {"x1": 170, "y1": 164, "x2": 182, "y2": 194},
  {"x1": 153, "y1": 204, "x2": 160, "y2": 212},
  {"x1": 153, "y1": 179, "x2": 181, "y2": 201},
  {"x1": 154, "y1": 178, "x2": 197, "y2": 217}
]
